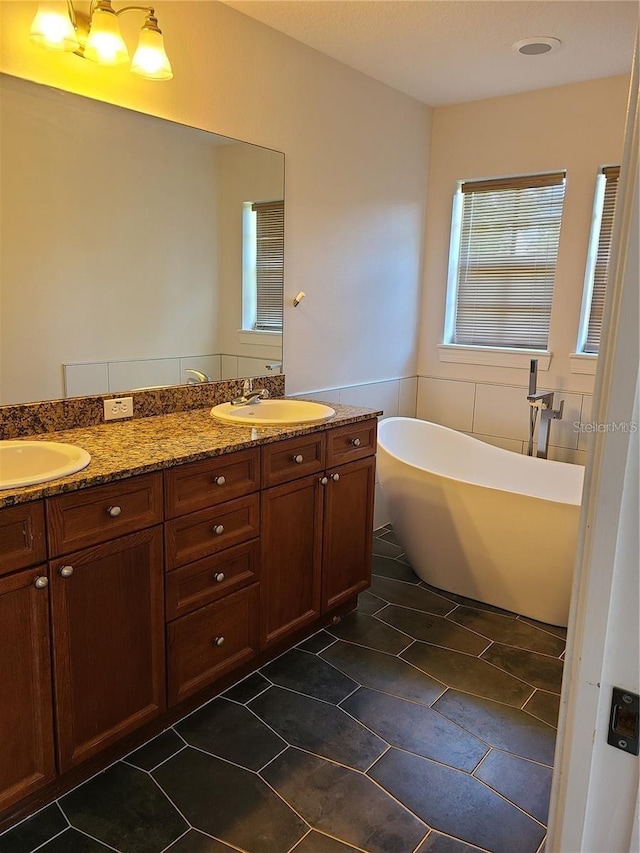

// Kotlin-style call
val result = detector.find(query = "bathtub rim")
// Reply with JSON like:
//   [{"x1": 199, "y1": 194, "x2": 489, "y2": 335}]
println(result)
[{"x1": 377, "y1": 416, "x2": 584, "y2": 507}]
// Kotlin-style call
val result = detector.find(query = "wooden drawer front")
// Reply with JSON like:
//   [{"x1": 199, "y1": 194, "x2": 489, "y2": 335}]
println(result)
[
  {"x1": 164, "y1": 449, "x2": 260, "y2": 519},
  {"x1": 46, "y1": 473, "x2": 163, "y2": 557},
  {"x1": 166, "y1": 540, "x2": 259, "y2": 621},
  {"x1": 0, "y1": 502, "x2": 46, "y2": 576},
  {"x1": 326, "y1": 420, "x2": 377, "y2": 467},
  {"x1": 165, "y1": 493, "x2": 259, "y2": 570},
  {"x1": 262, "y1": 433, "x2": 326, "y2": 488},
  {"x1": 167, "y1": 583, "x2": 259, "y2": 705}
]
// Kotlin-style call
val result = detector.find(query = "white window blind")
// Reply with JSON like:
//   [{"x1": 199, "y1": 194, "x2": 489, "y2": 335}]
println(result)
[
  {"x1": 451, "y1": 172, "x2": 566, "y2": 349},
  {"x1": 583, "y1": 166, "x2": 620, "y2": 353},
  {"x1": 252, "y1": 200, "x2": 284, "y2": 332}
]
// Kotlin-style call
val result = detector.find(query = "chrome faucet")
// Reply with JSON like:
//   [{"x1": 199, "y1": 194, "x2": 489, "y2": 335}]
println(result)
[
  {"x1": 527, "y1": 359, "x2": 564, "y2": 459},
  {"x1": 231, "y1": 377, "x2": 270, "y2": 406},
  {"x1": 184, "y1": 369, "x2": 211, "y2": 384}
]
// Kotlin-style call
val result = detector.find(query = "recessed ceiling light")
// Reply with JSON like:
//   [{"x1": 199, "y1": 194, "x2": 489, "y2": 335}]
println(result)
[{"x1": 512, "y1": 37, "x2": 563, "y2": 56}]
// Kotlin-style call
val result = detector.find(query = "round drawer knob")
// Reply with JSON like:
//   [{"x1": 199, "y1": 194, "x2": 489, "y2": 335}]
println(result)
[
  {"x1": 319, "y1": 476, "x2": 329, "y2": 486},
  {"x1": 213, "y1": 524, "x2": 225, "y2": 536},
  {"x1": 351, "y1": 438, "x2": 361, "y2": 447},
  {"x1": 59, "y1": 565, "x2": 74, "y2": 578},
  {"x1": 331, "y1": 473, "x2": 340, "y2": 482},
  {"x1": 293, "y1": 454, "x2": 304, "y2": 464},
  {"x1": 213, "y1": 636, "x2": 225, "y2": 647},
  {"x1": 214, "y1": 572, "x2": 225, "y2": 583},
  {"x1": 107, "y1": 505, "x2": 122, "y2": 518},
  {"x1": 214, "y1": 475, "x2": 226, "y2": 486},
  {"x1": 33, "y1": 576, "x2": 49, "y2": 590}
]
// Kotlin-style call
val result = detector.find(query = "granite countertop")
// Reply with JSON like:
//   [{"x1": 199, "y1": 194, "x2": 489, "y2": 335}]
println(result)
[{"x1": 0, "y1": 401, "x2": 381, "y2": 508}]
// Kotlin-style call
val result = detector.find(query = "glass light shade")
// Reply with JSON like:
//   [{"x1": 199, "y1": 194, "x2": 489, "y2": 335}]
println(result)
[
  {"x1": 30, "y1": 3, "x2": 79, "y2": 52},
  {"x1": 83, "y1": 4, "x2": 129, "y2": 65},
  {"x1": 131, "y1": 26, "x2": 173, "y2": 80}
]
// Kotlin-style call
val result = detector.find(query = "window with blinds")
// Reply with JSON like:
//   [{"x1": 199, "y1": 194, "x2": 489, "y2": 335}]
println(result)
[
  {"x1": 580, "y1": 166, "x2": 620, "y2": 354},
  {"x1": 252, "y1": 200, "x2": 284, "y2": 332},
  {"x1": 446, "y1": 172, "x2": 566, "y2": 350}
]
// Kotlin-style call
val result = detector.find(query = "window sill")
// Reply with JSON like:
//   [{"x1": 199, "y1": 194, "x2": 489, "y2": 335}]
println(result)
[
  {"x1": 237, "y1": 330, "x2": 282, "y2": 346},
  {"x1": 438, "y1": 344, "x2": 551, "y2": 370},
  {"x1": 570, "y1": 353, "x2": 598, "y2": 374}
]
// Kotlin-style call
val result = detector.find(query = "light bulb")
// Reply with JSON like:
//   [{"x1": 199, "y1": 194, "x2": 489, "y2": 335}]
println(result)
[
  {"x1": 131, "y1": 15, "x2": 173, "y2": 80},
  {"x1": 30, "y1": 2, "x2": 79, "y2": 52},
  {"x1": 83, "y1": 1, "x2": 128, "y2": 65}
]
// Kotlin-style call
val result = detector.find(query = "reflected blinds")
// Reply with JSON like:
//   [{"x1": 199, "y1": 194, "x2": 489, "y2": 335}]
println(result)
[
  {"x1": 584, "y1": 166, "x2": 620, "y2": 353},
  {"x1": 454, "y1": 172, "x2": 566, "y2": 349},
  {"x1": 252, "y1": 200, "x2": 284, "y2": 332}
]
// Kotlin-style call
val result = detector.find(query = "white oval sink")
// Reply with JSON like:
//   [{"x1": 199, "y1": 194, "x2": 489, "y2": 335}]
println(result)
[
  {"x1": 210, "y1": 399, "x2": 336, "y2": 426},
  {"x1": 0, "y1": 441, "x2": 91, "y2": 490}
]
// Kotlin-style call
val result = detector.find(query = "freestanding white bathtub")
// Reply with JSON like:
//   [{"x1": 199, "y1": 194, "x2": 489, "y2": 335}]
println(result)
[{"x1": 377, "y1": 418, "x2": 585, "y2": 627}]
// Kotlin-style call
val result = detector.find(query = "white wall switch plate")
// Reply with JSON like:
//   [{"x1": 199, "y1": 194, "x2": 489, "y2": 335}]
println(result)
[{"x1": 103, "y1": 396, "x2": 134, "y2": 421}]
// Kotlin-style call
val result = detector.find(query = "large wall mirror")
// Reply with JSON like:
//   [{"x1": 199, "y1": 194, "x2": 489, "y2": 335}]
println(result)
[{"x1": 0, "y1": 74, "x2": 285, "y2": 406}]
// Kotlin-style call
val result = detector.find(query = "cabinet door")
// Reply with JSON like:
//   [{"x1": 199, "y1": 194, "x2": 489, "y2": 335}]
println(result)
[
  {"x1": 322, "y1": 457, "x2": 376, "y2": 612},
  {"x1": 51, "y1": 528, "x2": 165, "y2": 772},
  {"x1": 0, "y1": 567, "x2": 55, "y2": 812},
  {"x1": 261, "y1": 474, "x2": 323, "y2": 648}
]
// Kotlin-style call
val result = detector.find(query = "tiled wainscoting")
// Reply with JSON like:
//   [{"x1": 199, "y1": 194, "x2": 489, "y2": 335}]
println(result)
[
  {"x1": 64, "y1": 355, "x2": 282, "y2": 398},
  {"x1": 293, "y1": 377, "x2": 418, "y2": 530},
  {"x1": 0, "y1": 527, "x2": 562, "y2": 853},
  {"x1": 416, "y1": 376, "x2": 593, "y2": 466},
  {"x1": 294, "y1": 373, "x2": 591, "y2": 529}
]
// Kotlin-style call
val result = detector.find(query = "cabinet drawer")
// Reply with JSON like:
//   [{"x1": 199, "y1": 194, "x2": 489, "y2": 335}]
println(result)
[
  {"x1": 261, "y1": 433, "x2": 326, "y2": 488},
  {"x1": 0, "y1": 502, "x2": 46, "y2": 576},
  {"x1": 165, "y1": 493, "x2": 259, "y2": 570},
  {"x1": 164, "y1": 449, "x2": 260, "y2": 519},
  {"x1": 167, "y1": 583, "x2": 260, "y2": 705},
  {"x1": 46, "y1": 473, "x2": 163, "y2": 557},
  {"x1": 166, "y1": 540, "x2": 259, "y2": 621},
  {"x1": 326, "y1": 420, "x2": 377, "y2": 467}
]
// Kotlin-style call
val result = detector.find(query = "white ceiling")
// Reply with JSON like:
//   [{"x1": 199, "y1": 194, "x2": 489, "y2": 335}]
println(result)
[{"x1": 222, "y1": 0, "x2": 638, "y2": 106}]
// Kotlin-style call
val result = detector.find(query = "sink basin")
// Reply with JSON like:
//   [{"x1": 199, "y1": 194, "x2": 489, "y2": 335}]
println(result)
[
  {"x1": 210, "y1": 399, "x2": 336, "y2": 426},
  {"x1": 0, "y1": 441, "x2": 91, "y2": 490}
]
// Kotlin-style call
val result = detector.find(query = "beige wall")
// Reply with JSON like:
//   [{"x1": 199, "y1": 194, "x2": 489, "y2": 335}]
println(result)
[
  {"x1": 0, "y1": 1, "x2": 431, "y2": 400},
  {"x1": 416, "y1": 76, "x2": 629, "y2": 456}
]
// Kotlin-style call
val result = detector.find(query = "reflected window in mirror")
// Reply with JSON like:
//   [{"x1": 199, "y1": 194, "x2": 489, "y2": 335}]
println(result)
[{"x1": 242, "y1": 200, "x2": 284, "y2": 333}]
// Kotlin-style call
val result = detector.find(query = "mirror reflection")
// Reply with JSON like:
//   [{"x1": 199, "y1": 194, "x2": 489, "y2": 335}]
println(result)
[{"x1": 0, "y1": 74, "x2": 285, "y2": 406}]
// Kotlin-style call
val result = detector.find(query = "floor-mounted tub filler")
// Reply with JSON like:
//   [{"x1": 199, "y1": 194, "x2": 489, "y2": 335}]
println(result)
[{"x1": 377, "y1": 418, "x2": 585, "y2": 627}]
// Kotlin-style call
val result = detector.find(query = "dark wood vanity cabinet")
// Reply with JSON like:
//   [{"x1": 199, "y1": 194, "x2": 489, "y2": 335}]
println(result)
[
  {"x1": 0, "y1": 557, "x2": 55, "y2": 813},
  {"x1": 164, "y1": 451, "x2": 262, "y2": 706},
  {"x1": 0, "y1": 415, "x2": 377, "y2": 820},
  {"x1": 45, "y1": 475, "x2": 165, "y2": 772},
  {"x1": 260, "y1": 424, "x2": 376, "y2": 648}
]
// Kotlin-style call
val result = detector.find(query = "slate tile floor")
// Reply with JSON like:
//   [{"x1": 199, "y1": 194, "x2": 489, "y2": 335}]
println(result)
[{"x1": 1, "y1": 526, "x2": 566, "y2": 853}]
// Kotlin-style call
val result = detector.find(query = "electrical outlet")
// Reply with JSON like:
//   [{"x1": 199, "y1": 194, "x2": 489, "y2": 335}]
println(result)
[{"x1": 103, "y1": 396, "x2": 134, "y2": 421}]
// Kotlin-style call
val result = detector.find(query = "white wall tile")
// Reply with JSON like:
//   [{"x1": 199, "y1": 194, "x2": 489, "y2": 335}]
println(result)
[
  {"x1": 578, "y1": 395, "x2": 594, "y2": 452},
  {"x1": 548, "y1": 445, "x2": 588, "y2": 466},
  {"x1": 417, "y1": 376, "x2": 475, "y2": 432},
  {"x1": 64, "y1": 362, "x2": 110, "y2": 397},
  {"x1": 221, "y1": 356, "x2": 238, "y2": 379},
  {"x1": 473, "y1": 383, "x2": 529, "y2": 441},
  {"x1": 293, "y1": 389, "x2": 341, "y2": 404},
  {"x1": 469, "y1": 432, "x2": 524, "y2": 454},
  {"x1": 237, "y1": 356, "x2": 275, "y2": 378},
  {"x1": 398, "y1": 377, "x2": 418, "y2": 417},
  {"x1": 179, "y1": 355, "x2": 221, "y2": 383},
  {"x1": 339, "y1": 380, "x2": 399, "y2": 419},
  {"x1": 109, "y1": 359, "x2": 180, "y2": 393}
]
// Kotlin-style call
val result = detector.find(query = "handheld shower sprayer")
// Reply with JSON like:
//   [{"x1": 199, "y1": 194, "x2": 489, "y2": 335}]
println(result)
[
  {"x1": 528, "y1": 359, "x2": 539, "y2": 456},
  {"x1": 529, "y1": 358, "x2": 538, "y2": 397}
]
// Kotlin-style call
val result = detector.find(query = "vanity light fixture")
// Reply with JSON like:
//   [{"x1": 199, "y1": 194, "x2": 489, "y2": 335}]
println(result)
[{"x1": 29, "y1": 0, "x2": 173, "y2": 80}]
